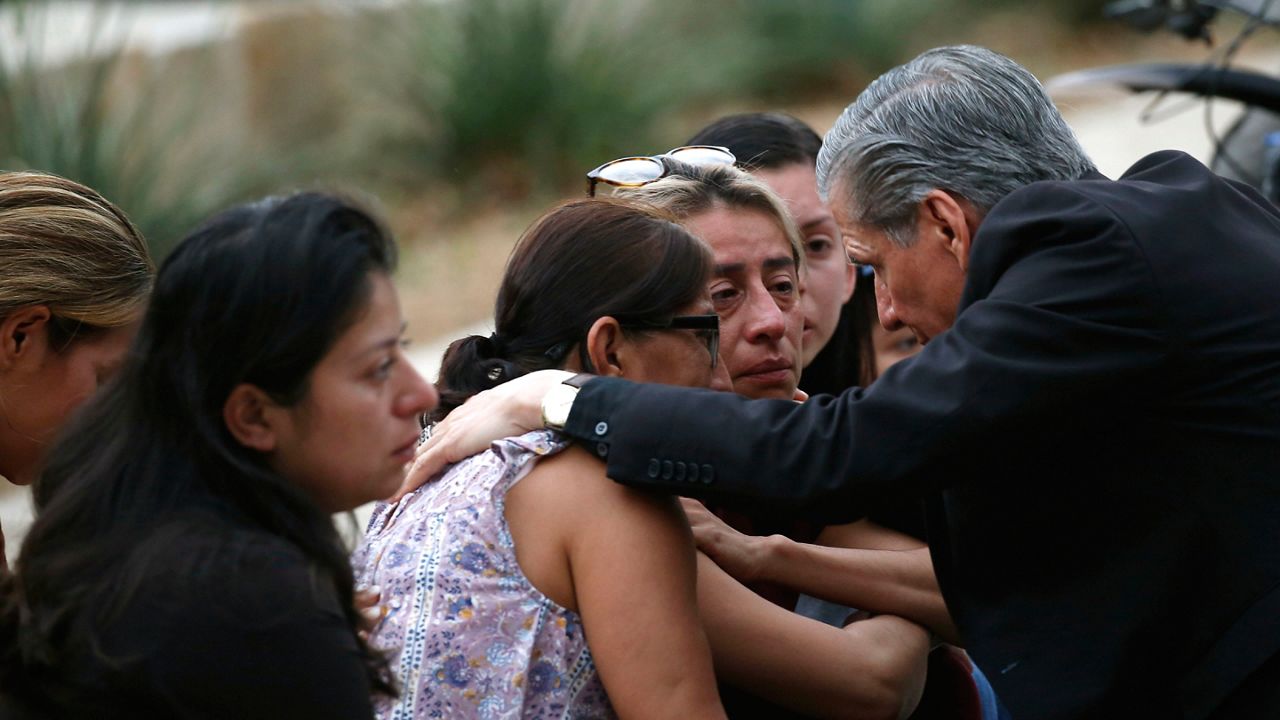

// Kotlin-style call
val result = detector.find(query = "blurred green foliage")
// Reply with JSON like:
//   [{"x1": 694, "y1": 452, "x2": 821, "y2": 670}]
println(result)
[
  {"x1": 0, "y1": 4, "x2": 275, "y2": 257},
  {"x1": 366, "y1": 0, "x2": 1118, "y2": 201},
  {"x1": 365, "y1": 0, "x2": 728, "y2": 199},
  {"x1": 977, "y1": 0, "x2": 1115, "y2": 26},
  {"x1": 367, "y1": 0, "x2": 929, "y2": 199},
  {"x1": 0, "y1": 0, "x2": 1123, "y2": 249},
  {"x1": 719, "y1": 0, "x2": 935, "y2": 99}
]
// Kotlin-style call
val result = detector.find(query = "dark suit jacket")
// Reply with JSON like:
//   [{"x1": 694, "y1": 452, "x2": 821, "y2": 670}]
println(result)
[{"x1": 563, "y1": 151, "x2": 1280, "y2": 719}]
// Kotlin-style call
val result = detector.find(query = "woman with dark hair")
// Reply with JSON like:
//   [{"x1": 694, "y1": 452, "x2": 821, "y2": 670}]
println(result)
[
  {"x1": 353, "y1": 198, "x2": 729, "y2": 719},
  {"x1": 0, "y1": 192, "x2": 437, "y2": 718}
]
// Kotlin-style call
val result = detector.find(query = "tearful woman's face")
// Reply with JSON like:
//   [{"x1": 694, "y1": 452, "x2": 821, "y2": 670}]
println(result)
[{"x1": 685, "y1": 206, "x2": 804, "y2": 401}]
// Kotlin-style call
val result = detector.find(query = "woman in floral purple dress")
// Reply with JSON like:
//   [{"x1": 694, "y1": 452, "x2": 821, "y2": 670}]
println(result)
[{"x1": 353, "y1": 198, "x2": 731, "y2": 719}]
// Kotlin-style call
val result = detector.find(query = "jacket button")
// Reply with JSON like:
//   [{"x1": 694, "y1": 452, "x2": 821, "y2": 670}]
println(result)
[
  {"x1": 647, "y1": 459, "x2": 660, "y2": 478},
  {"x1": 701, "y1": 464, "x2": 714, "y2": 484},
  {"x1": 674, "y1": 461, "x2": 687, "y2": 482},
  {"x1": 594, "y1": 421, "x2": 609, "y2": 436},
  {"x1": 595, "y1": 443, "x2": 608, "y2": 458},
  {"x1": 661, "y1": 460, "x2": 674, "y2": 480},
  {"x1": 687, "y1": 463, "x2": 699, "y2": 483}
]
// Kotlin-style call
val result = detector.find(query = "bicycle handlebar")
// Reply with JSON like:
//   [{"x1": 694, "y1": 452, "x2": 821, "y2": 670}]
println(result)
[{"x1": 1046, "y1": 62, "x2": 1280, "y2": 114}]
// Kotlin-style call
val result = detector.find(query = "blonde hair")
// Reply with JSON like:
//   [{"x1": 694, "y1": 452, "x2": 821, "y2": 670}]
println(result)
[
  {"x1": 0, "y1": 172, "x2": 153, "y2": 338},
  {"x1": 613, "y1": 160, "x2": 804, "y2": 269}
]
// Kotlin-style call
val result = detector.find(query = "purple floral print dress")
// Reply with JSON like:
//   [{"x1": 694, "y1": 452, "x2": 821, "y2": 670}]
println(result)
[{"x1": 352, "y1": 430, "x2": 616, "y2": 720}]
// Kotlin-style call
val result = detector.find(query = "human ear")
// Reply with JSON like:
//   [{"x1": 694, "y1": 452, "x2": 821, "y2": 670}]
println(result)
[
  {"x1": 584, "y1": 317, "x2": 626, "y2": 378},
  {"x1": 921, "y1": 190, "x2": 976, "y2": 273},
  {"x1": 223, "y1": 383, "x2": 279, "y2": 452},
  {"x1": 0, "y1": 306, "x2": 52, "y2": 372}
]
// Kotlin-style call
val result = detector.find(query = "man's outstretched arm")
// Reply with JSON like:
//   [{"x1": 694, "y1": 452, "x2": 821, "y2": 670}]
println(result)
[{"x1": 402, "y1": 185, "x2": 1166, "y2": 524}]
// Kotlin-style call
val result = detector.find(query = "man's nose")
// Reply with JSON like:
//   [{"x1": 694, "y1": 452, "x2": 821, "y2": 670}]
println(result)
[{"x1": 875, "y1": 283, "x2": 903, "y2": 331}]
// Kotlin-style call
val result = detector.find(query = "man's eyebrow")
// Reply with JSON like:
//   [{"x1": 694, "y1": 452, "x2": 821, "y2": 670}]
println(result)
[
  {"x1": 714, "y1": 262, "x2": 746, "y2": 276},
  {"x1": 763, "y1": 256, "x2": 796, "y2": 271}
]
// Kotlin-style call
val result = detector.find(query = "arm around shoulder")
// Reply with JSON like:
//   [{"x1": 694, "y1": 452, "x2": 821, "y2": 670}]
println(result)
[{"x1": 566, "y1": 188, "x2": 1167, "y2": 526}]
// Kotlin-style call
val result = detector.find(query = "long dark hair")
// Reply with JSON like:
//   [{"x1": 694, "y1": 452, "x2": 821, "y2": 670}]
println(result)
[
  {"x1": 433, "y1": 197, "x2": 712, "y2": 421},
  {"x1": 0, "y1": 192, "x2": 397, "y2": 705}
]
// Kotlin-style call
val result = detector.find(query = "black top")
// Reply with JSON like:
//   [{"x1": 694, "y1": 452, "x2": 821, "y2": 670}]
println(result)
[
  {"x1": 3, "y1": 512, "x2": 374, "y2": 719},
  {"x1": 562, "y1": 152, "x2": 1280, "y2": 719},
  {"x1": 801, "y1": 277, "x2": 927, "y2": 541}
]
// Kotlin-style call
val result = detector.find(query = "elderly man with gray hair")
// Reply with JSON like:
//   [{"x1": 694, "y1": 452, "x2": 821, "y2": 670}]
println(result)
[{"x1": 406, "y1": 46, "x2": 1280, "y2": 718}]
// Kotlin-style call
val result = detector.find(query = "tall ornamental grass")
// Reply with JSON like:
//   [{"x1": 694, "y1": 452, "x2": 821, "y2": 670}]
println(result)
[{"x1": 0, "y1": 3, "x2": 271, "y2": 256}]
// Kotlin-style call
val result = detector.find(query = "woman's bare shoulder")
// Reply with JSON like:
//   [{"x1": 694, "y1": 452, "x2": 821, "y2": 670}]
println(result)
[{"x1": 521, "y1": 443, "x2": 674, "y2": 513}]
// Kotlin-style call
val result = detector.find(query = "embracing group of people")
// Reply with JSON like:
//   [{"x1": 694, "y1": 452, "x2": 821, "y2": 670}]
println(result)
[{"x1": 1, "y1": 44, "x2": 1278, "y2": 720}]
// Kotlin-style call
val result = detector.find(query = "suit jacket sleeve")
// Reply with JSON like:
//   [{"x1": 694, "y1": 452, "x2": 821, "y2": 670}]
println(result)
[{"x1": 562, "y1": 181, "x2": 1168, "y2": 525}]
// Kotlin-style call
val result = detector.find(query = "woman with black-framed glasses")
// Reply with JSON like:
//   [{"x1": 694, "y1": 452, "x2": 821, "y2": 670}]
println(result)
[{"x1": 352, "y1": 198, "x2": 730, "y2": 719}]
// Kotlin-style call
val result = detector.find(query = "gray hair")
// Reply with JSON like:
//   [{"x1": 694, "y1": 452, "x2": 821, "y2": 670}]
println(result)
[{"x1": 816, "y1": 45, "x2": 1096, "y2": 247}]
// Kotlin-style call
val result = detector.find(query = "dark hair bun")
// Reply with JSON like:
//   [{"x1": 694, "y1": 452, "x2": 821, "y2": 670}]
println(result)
[{"x1": 432, "y1": 335, "x2": 525, "y2": 423}]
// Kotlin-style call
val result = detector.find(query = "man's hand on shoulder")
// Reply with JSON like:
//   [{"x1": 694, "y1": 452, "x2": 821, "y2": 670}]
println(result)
[{"x1": 391, "y1": 369, "x2": 580, "y2": 500}]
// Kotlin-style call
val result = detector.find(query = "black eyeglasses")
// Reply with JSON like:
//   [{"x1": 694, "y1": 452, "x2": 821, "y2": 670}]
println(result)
[
  {"x1": 586, "y1": 146, "x2": 736, "y2": 197},
  {"x1": 617, "y1": 313, "x2": 720, "y2": 369}
]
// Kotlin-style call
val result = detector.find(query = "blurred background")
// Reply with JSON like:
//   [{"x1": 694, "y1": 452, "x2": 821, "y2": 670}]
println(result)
[{"x1": 3, "y1": 0, "x2": 1278, "y2": 561}]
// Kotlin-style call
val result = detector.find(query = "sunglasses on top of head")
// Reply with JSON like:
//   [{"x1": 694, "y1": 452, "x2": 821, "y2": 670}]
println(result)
[{"x1": 586, "y1": 146, "x2": 736, "y2": 197}]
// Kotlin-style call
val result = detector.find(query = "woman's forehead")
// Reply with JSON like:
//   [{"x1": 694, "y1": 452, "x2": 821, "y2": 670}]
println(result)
[{"x1": 689, "y1": 207, "x2": 791, "y2": 266}]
